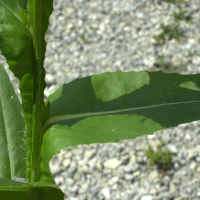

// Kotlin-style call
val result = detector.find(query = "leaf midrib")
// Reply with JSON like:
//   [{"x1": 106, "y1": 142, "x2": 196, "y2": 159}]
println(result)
[{"x1": 43, "y1": 100, "x2": 200, "y2": 129}]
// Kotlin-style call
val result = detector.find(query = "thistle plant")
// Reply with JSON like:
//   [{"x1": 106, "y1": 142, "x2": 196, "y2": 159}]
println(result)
[{"x1": 0, "y1": 0, "x2": 200, "y2": 200}]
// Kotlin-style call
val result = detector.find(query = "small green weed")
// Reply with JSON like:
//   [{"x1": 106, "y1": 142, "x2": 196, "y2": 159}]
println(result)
[
  {"x1": 153, "y1": 0, "x2": 191, "y2": 44},
  {"x1": 187, "y1": 50, "x2": 199, "y2": 57},
  {"x1": 80, "y1": 34, "x2": 86, "y2": 42},
  {"x1": 172, "y1": 8, "x2": 193, "y2": 24},
  {"x1": 153, "y1": 23, "x2": 186, "y2": 43},
  {"x1": 144, "y1": 138, "x2": 172, "y2": 171}
]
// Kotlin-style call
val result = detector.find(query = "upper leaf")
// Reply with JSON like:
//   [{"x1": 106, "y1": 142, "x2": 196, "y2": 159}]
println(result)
[
  {"x1": 0, "y1": 0, "x2": 54, "y2": 183},
  {"x1": 41, "y1": 70, "x2": 200, "y2": 182},
  {"x1": 0, "y1": 0, "x2": 37, "y2": 80},
  {"x1": 0, "y1": 0, "x2": 36, "y2": 175},
  {"x1": 27, "y1": 0, "x2": 53, "y2": 62},
  {"x1": 0, "y1": 64, "x2": 26, "y2": 180}
]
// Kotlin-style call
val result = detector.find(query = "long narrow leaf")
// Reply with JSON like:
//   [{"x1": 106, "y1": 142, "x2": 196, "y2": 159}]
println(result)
[
  {"x1": 41, "y1": 70, "x2": 200, "y2": 182},
  {"x1": 0, "y1": 64, "x2": 26, "y2": 180},
  {"x1": 0, "y1": 0, "x2": 38, "y2": 182},
  {"x1": 0, "y1": 0, "x2": 54, "y2": 183}
]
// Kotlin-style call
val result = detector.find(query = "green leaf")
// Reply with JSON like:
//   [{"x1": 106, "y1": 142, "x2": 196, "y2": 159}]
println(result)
[
  {"x1": 0, "y1": 0, "x2": 54, "y2": 183},
  {"x1": 29, "y1": 182, "x2": 64, "y2": 200},
  {"x1": 0, "y1": 178, "x2": 64, "y2": 200},
  {"x1": 0, "y1": 64, "x2": 26, "y2": 180},
  {"x1": 27, "y1": 0, "x2": 53, "y2": 62},
  {"x1": 0, "y1": 178, "x2": 36, "y2": 200},
  {"x1": 0, "y1": 0, "x2": 38, "y2": 182},
  {"x1": 0, "y1": 0, "x2": 37, "y2": 87},
  {"x1": 41, "y1": 70, "x2": 200, "y2": 182}
]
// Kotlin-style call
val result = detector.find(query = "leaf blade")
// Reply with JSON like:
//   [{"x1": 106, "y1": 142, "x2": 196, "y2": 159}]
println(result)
[
  {"x1": 41, "y1": 70, "x2": 200, "y2": 182},
  {"x1": 0, "y1": 0, "x2": 37, "y2": 182},
  {"x1": 0, "y1": 64, "x2": 26, "y2": 180}
]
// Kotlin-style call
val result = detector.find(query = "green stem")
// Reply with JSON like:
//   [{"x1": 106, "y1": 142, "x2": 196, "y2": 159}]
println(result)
[{"x1": 29, "y1": 0, "x2": 45, "y2": 183}]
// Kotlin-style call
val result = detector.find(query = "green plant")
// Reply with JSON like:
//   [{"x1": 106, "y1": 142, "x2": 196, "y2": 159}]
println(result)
[
  {"x1": 1, "y1": 0, "x2": 200, "y2": 200},
  {"x1": 153, "y1": 0, "x2": 192, "y2": 44},
  {"x1": 79, "y1": 34, "x2": 86, "y2": 42},
  {"x1": 172, "y1": 8, "x2": 193, "y2": 24},
  {"x1": 153, "y1": 23, "x2": 186, "y2": 43},
  {"x1": 153, "y1": 0, "x2": 191, "y2": 73},
  {"x1": 187, "y1": 50, "x2": 199, "y2": 57},
  {"x1": 144, "y1": 139, "x2": 172, "y2": 171},
  {"x1": 172, "y1": 9, "x2": 188, "y2": 21}
]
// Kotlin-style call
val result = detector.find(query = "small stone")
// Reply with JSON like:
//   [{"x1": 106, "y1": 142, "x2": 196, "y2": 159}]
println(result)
[
  {"x1": 54, "y1": 176, "x2": 63, "y2": 185},
  {"x1": 83, "y1": 167, "x2": 92, "y2": 174},
  {"x1": 141, "y1": 195, "x2": 153, "y2": 200},
  {"x1": 174, "y1": 162, "x2": 180, "y2": 169},
  {"x1": 179, "y1": 159, "x2": 187, "y2": 166},
  {"x1": 66, "y1": 178, "x2": 74, "y2": 186},
  {"x1": 150, "y1": 188, "x2": 157, "y2": 195},
  {"x1": 190, "y1": 161, "x2": 197, "y2": 170},
  {"x1": 125, "y1": 173, "x2": 134, "y2": 181},
  {"x1": 124, "y1": 163, "x2": 139, "y2": 173},
  {"x1": 81, "y1": 182, "x2": 90, "y2": 192},
  {"x1": 67, "y1": 166, "x2": 77, "y2": 177},
  {"x1": 103, "y1": 158, "x2": 121, "y2": 169},
  {"x1": 196, "y1": 166, "x2": 200, "y2": 172},
  {"x1": 45, "y1": 74, "x2": 55, "y2": 84},
  {"x1": 195, "y1": 156, "x2": 200, "y2": 162},
  {"x1": 116, "y1": 167, "x2": 124, "y2": 179},
  {"x1": 68, "y1": 198, "x2": 78, "y2": 200},
  {"x1": 169, "y1": 182, "x2": 176, "y2": 191},
  {"x1": 89, "y1": 187, "x2": 99, "y2": 196},
  {"x1": 50, "y1": 164, "x2": 61, "y2": 174},
  {"x1": 69, "y1": 185, "x2": 78, "y2": 193},
  {"x1": 133, "y1": 171, "x2": 140, "y2": 177},
  {"x1": 147, "y1": 135, "x2": 156, "y2": 139},
  {"x1": 168, "y1": 144, "x2": 178, "y2": 154},
  {"x1": 121, "y1": 155, "x2": 130, "y2": 165},
  {"x1": 172, "y1": 178, "x2": 180, "y2": 185},
  {"x1": 149, "y1": 170, "x2": 159, "y2": 180},
  {"x1": 84, "y1": 150, "x2": 96, "y2": 160},
  {"x1": 101, "y1": 187, "x2": 110, "y2": 199},
  {"x1": 96, "y1": 161, "x2": 102, "y2": 170},
  {"x1": 63, "y1": 159, "x2": 70, "y2": 168},
  {"x1": 162, "y1": 176, "x2": 170, "y2": 186},
  {"x1": 78, "y1": 160, "x2": 85, "y2": 166},
  {"x1": 185, "y1": 133, "x2": 191, "y2": 140},
  {"x1": 130, "y1": 154, "x2": 136, "y2": 163},
  {"x1": 162, "y1": 134, "x2": 171, "y2": 144},
  {"x1": 111, "y1": 177, "x2": 119, "y2": 183},
  {"x1": 136, "y1": 155, "x2": 144, "y2": 163}
]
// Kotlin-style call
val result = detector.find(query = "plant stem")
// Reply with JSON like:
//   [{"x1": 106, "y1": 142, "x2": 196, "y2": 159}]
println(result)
[{"x1": 29, "y1": 0, "x2": 46, "y2": 183}]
